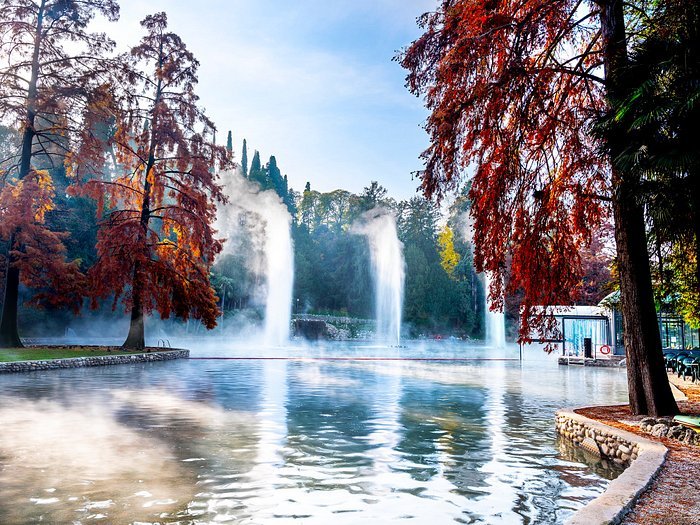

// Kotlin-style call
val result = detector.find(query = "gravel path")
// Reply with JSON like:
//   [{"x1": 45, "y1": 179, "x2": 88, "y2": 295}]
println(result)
[{"x1": 578, "y1": 374, "x2": 700, "y2": 525}]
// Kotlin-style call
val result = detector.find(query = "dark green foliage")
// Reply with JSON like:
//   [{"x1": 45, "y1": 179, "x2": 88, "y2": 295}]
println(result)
[
  {"x1": 241, "y1": 138, "x2": 248, "y2": 177},
  {"x1": 357, "y1": 181, "x2": 388, "y2": 213},
  {"x1": 398, "y1": 196, "x2": 476, "y2": 335},
  {"x1": 293, "y1": 222, "x2": 373, "y2": 317},
  {"x1": 249, "y1": 150, "x2": 262, "y2": 184},
  {"x1": 288, "y1": 183, "x2": 482, "y2": 336},
  {"x1": 226, "y1": 131, "x2": 232, "y2": 153},
  {"x1": 267, "y1": 156, "x2": 283, "y2": 194},
  {"x1": 211, "y1": 253, "x2": 255, "y2": 311},
  {"x1": 596, "y1": 0, "x2": 699, "y2": 325}
]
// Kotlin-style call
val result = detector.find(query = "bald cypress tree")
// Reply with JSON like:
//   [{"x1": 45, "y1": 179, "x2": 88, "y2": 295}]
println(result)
[{"x1": 0, "y1": 0, "x2": 120, "y2": 347}]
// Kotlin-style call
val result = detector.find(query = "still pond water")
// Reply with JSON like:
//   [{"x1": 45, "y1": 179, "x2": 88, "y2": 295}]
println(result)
[{"x1": 0, "y1": 342, "x2": 628, "y2": 524}]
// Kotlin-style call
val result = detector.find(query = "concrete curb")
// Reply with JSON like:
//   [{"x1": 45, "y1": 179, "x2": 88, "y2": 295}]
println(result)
[
  {"x1": 0, "y1": 349, "x2": 190, "y2": 373},
  {"x1": 670, "y1": 382, "x2": 688, "y2": 402},
  {"x1": 557, "y1": 409, "x2": 667, "y2": 525}
]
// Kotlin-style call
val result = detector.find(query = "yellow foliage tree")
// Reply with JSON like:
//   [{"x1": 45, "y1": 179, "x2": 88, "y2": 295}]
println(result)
[{"x1": 438, "y1": 225, "x2": 460, "y2": 277}]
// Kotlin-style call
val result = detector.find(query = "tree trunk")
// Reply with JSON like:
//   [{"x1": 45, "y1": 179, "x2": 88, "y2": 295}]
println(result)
[
  {"x1": 123, "y1": 263, "x2": 145, "y2": 350},
  {"x1": 123, "y1": 305, "x2": 145, "y2": 350},
  {"x1": 612, "y1": 179, "x2": 677, "y2": 415},
  {"x1": 0, "y1": 3, "x2": 44, "y2": 349},
  {"x1": 122, "y1": 41, "x2": 164, "y2": 350},
  {"x1": 694, "y1": 175, "x2": 700, "y2": 300},
  {"x1": 0, "y1": 235, "x2": 22, "y2": 348},
  {"x1": 600, "y1": 0, "x2": 677, "y2": 416}
]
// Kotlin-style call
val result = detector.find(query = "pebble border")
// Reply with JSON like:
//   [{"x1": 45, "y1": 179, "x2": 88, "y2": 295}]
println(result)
[
  {"x1": 556, "y1": 409, "x2": 667, "y2": 525},
  {"x1": 0, "y1": 349, "x2": 189, "y2": 373}
]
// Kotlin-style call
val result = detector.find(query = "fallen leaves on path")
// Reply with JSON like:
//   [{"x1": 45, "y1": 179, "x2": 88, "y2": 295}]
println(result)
[{"x1": 576, "y1": 375, "x2": 700, "y2": 525}]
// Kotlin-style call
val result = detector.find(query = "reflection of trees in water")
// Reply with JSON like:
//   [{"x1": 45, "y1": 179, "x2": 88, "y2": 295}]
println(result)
[
  {"x1": 396, "y1": 379, "x2": 488, "y2": 486},
  {"x1": 0, "y1": 357, "x2": 630, "y2": 524},
  {"x1": 283, "y1": 362, "x2": 377, "y2": 477},
  {"x1": 489, "y1": 389, "x2": 618, "y2": 523}
]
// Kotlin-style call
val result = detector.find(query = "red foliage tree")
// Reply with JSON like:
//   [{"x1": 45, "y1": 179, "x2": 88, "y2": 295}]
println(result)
[
  {"x1": 400, "y1": 0, "x2": 676, "y2": 415},
  {"x1": 70, "y1": 13, "x2": 230, "y2": 349},
  {"x1": 0, "y1": 170, "x2": 85, "y2": 314},
  {"x1": 0, "y1": 0, "x2": 119, "y2": 347}
]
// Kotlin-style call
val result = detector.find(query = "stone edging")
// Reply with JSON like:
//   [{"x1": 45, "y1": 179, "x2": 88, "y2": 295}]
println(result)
[
  {"x1": 0, "y1": 349, "x2": 189, "y2": 373},
  {"x1": 556, "y1": 409, "x2": 667, "y2": 525}
]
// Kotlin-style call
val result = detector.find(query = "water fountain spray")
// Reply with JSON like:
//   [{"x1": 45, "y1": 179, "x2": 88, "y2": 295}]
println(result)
[
  {"x1": 216, "y1": 169, "x2": 294, "y2": 346},
  {"x1": 353, "y1": 208, "x2": 405, "y2": 346}
]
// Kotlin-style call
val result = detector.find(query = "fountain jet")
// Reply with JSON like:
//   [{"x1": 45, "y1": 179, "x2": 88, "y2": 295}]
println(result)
[
  {"x1": 261, "y1": 206, "x2": 294, "y2": 346},
  {"x1": 216, "y1": 170, "x2": 294, "y2": 346},
  {"x1": 354, "y1": 208, "x2": 405, "y2": 346}
]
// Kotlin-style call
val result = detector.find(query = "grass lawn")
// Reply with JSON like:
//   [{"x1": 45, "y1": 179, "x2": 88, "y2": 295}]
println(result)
[{"x1": 0, "y1": 347, "x2": 147, "y2": 363}]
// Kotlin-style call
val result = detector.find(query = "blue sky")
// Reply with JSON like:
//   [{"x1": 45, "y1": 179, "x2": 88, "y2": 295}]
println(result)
[{"x1": 103, "y1": 0, "x2": 435, "y2": 200}]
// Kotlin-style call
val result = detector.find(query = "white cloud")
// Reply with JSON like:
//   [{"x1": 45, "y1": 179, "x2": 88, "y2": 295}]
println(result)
[{"x1": 92, "y1": 0, "x2": 433, "y2": 199}]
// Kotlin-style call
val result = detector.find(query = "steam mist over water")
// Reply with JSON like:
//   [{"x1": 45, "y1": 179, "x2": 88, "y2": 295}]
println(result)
[
  {"x1": 216, "y1": 169, "x2": 294, "y2": 346},
  {"x1": 353, "y1": 208, "x2": 405, "y2": 346},
  {"x1": 0, "y1": 343, "x2": 628, "y2": 524}
]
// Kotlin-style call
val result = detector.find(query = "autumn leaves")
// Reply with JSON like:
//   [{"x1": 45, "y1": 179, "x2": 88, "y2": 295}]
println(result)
[{"x1": 0, "y1": 3, "x2": 230, "y2": 349}]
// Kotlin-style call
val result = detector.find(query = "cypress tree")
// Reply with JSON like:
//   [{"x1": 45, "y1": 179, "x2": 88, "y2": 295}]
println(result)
[
  {"x1": 250, "y1": 149, "x2": 261, "y2": 172},
  {"x1": 249, "y1": 150, "x2": 263, "y2": 187},
  {"x1": 226, "y1": 130, "x2": 232, "y2": 153},
  {"x1": 268, "y1": 155, "x2": 284, "y2": 196},
  {"x1": 241, "y1": 138, "x2": 248, "y2": 178}
]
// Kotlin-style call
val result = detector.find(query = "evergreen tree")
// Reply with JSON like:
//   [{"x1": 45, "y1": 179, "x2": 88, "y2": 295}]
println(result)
[
  {"x1": 226, "y1": 130, "x2": 233, "y2": 153},
  {"x1": 249, "y1": 150, "x2": 263, "y2": 186},
  {"x1": 282, "y1": 175, "x2": 295, "y2": 214},
  {"x1": 250, "y1": 151, "x2": 272, "y2": 190},
  {"x1": 268, "y1": 155, "x2": 284, "y2": 197},
  {"x1": 241, "y1": 138, "x2": 248, "y2": 178},
  {"x1": 355, "y1": 181, "x2": 390, "y2": 219}
]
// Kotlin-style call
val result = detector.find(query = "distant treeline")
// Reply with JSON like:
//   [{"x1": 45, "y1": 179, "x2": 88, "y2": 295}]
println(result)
[{"x1": 213, "y1": 139, "x2": 487, "y2": 338}]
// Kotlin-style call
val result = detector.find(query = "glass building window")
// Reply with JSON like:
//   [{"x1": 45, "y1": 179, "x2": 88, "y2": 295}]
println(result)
[{"x1": 562, "y1": 317, "x2": 610, "y2": 357}]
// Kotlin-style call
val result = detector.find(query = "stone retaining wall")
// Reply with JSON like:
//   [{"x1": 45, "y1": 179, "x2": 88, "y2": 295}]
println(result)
[
  {"x1": 558, "y1": 356, "x2": 626, "y2": 368},
  {"x1": 556, "y1": 409, "x2": 667, "y2": 525},
  {"x1": 0, "y1": 349, "x2": 189, "y2": 373},
  {"x1": 639, "y1": 416, "x2": 700, "y2": 445},
  {"x1": 556, "y1": 413, "x2": 639, "y2": 465}
]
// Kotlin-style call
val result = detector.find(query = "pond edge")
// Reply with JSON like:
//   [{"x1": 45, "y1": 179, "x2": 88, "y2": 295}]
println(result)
[
  {"x1": 556, "y1": 408, "x2": 667, "y2": 525},
  {"x1": 0, "y1": 349, "x2": 190, "y2": 373}
]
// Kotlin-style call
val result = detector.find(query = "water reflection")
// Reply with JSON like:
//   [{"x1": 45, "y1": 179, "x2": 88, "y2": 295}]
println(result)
[{"x1": 0, "y1": 343, "x2": 628, "y2": 524}]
